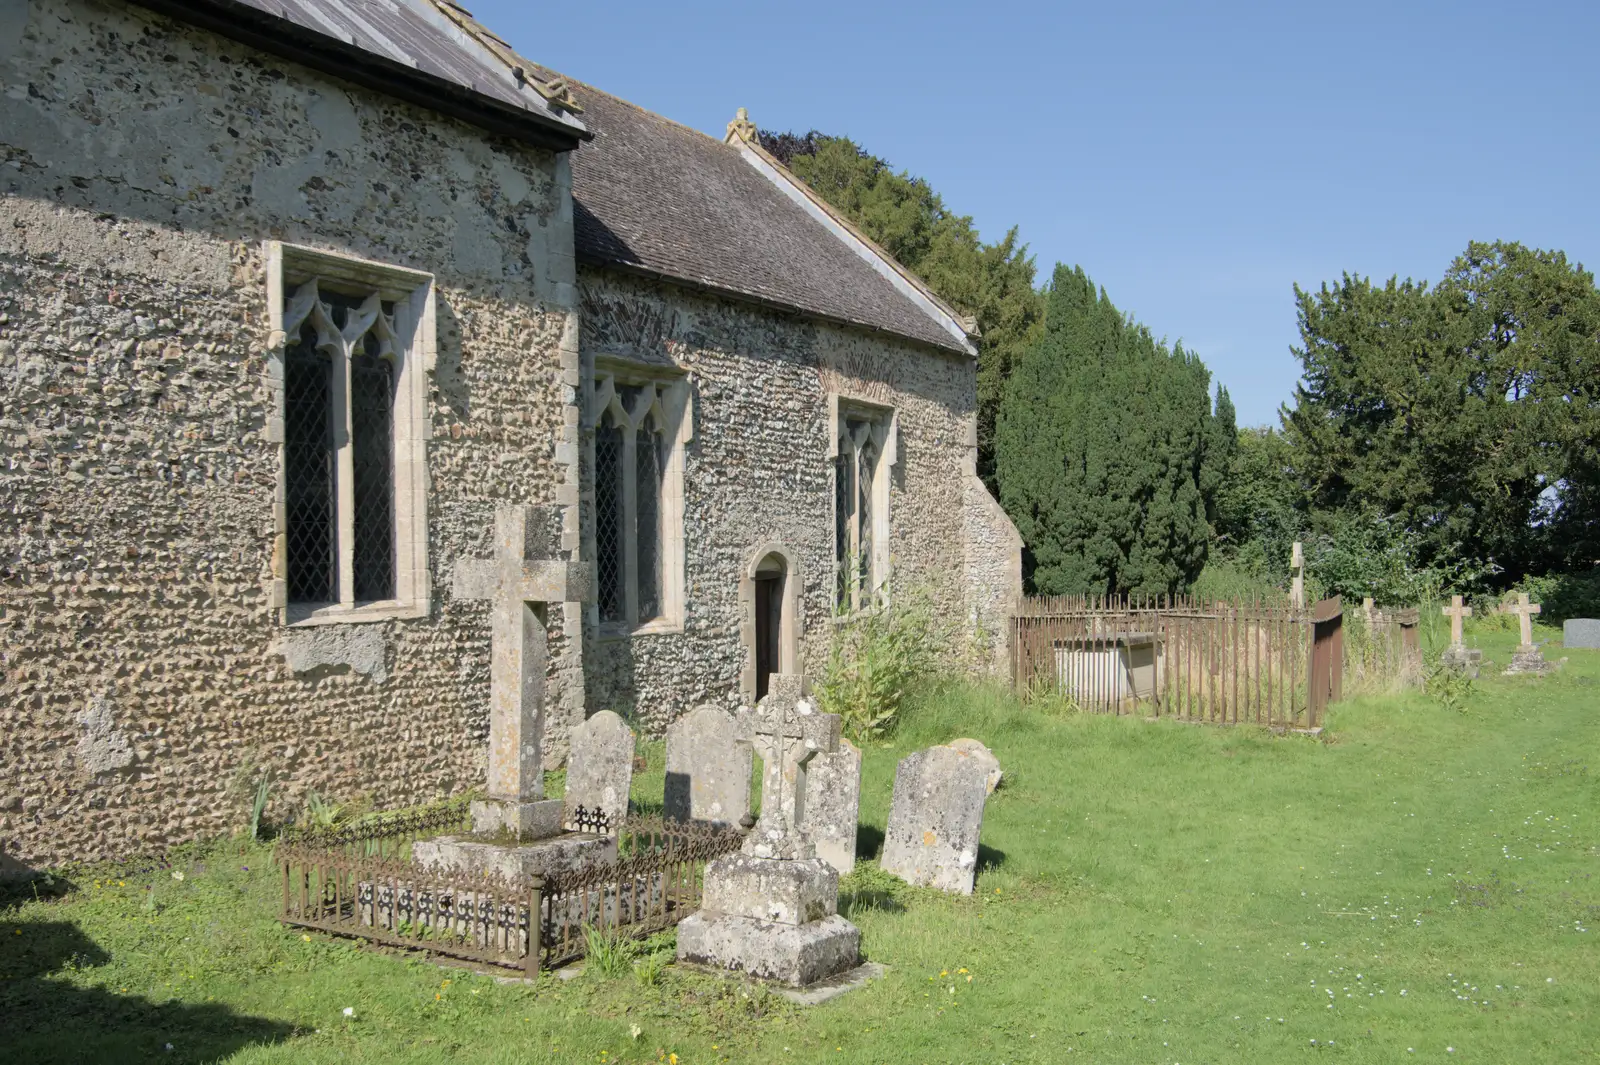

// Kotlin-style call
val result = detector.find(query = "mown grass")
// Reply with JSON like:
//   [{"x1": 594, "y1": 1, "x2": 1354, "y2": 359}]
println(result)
[{"x1": 3, "y1": 620, "x2": 1595, "y2": 1064}]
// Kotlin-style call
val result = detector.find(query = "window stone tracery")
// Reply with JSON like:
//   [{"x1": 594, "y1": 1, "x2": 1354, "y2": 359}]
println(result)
[
  {"x1": 268, "y1": 243, "x2": 434, "y2": 625},
  {"x1": 590, "y1": 363, "x2": 689, "y2": 633}
]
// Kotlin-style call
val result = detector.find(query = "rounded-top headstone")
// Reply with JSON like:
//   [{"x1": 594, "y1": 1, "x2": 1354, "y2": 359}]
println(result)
[
  {"x1": 946, "y1": 738, "x2": 1002, "y2": 794},
  {"x1": 564, "y1": 709, "x2": 634, "y2": 828},
  {"x1": 1564, "y1": 618, "x2": 1600, "y2": 650},
  {"x1": 880, "y1": 744, "x2": 990, "y2": 895},
  {"x1": 664, "y1": 703, "x2": 751, "y2": 826}
]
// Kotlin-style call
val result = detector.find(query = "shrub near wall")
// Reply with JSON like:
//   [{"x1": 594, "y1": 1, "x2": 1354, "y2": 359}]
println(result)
[{"x1": 1517, "y1": 569, "x2": 1600, "y2": 623}]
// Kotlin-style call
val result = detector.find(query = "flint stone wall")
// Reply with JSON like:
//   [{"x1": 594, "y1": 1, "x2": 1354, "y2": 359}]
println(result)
[
  {"x1": 0, "y1": 0, "x2": 580, "y2": 866},
  {"x1": 579, "y1": 270, "x2": 1020, "y2": 730}
]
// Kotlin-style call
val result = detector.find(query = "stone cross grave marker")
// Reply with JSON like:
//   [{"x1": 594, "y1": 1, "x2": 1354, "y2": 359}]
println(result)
[
  {"x1": 735, "y1": 674, "x2": 841, "y2": 860},
  {"x1": 1443, "y1": 594, "x2": 1472, "y2": 648},
  {"x1": 1507, "y1": 592, "x2": 1541, "y2": 648},
  {"x1": 452, "y1": 504, "x2": 589, "y2": 836}
]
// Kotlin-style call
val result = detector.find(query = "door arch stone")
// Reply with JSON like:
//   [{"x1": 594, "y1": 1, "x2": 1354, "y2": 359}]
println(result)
[{"x1": 740, "y1": 542, "x2": 802, "y2": 702}]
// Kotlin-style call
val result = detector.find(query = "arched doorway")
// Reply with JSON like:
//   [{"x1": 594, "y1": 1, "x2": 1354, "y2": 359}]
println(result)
[{"x1": 741, "y1": 543, "x2": 801, "y2": 702}]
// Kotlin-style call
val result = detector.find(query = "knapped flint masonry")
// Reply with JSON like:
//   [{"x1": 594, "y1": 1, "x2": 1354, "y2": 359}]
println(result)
[{"x1": 0, "y1": 0, "x2": 1020, "y2": 869}]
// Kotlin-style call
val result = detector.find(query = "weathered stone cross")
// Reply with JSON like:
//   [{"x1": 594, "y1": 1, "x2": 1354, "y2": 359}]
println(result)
[
  {"x1": 1442, "y1": 594, "x2": 1472, "y2": 648},
  {"x1": 735, "y1": 674, "x2": 841, "y2": 861},
  {"x1": 452, "y1": 505, "x2": 590, "y2": 833},
  {"x1": 1507, "y1": 592, "x2": 1541, "y2": 648}
]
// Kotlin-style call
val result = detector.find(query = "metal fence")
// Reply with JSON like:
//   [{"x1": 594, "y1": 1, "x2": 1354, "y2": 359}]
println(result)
[
  {"x1": 1014, "y1": 594, "x2": 1322, "y2": 728},
  {"x1": 539, "y1": 816, "x2": 744, "y2": 968},
  {"x1": 1013, "y1": 593, "x2": 1421, "y2": 729},
  {"x1": 277, "y1": 811, "x2": 743, "y2": 974}
]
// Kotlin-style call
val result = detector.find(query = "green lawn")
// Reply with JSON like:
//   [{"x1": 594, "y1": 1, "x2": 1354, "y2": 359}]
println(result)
[{"x1": 5, "y1": 620, "x2": 1596, "y2": 1064}]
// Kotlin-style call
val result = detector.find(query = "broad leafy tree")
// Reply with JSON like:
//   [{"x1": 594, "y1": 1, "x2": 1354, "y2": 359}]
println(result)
[{"x1": 1284, "y1": 241, "x2": 1600, "y2": 580}]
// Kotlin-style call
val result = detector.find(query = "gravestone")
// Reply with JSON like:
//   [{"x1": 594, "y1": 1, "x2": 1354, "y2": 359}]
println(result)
[
  {"x1": 1502, "y1": 593, "x2": 1560, "y2": 676},
  {"x1": 1290, "y1": 541, "x2": 1305, "y2": 609},
  {"x1": 564, "y1": 709, "x2": 634, "y2": 830},
  {"x1": 677, "y1": 674, "x2": 861, "y2": 987},
  {"x1": 411, "y1": 505, "x2": 619, "y2": 879},
  {"x1": 881, "y1": 744, "x2": 990, "y2": 894},
  {"x1": 1565, "y1": 618, "x2": 1600, "y2": 650},
  {"x1": 1439, "y1": 594, "x2": 1482, "y2": 678},
  {"x1": 801, "y1": 739, "x2": 860, "y2": 876},
  {"x1": 665, "y1": 704, "x2": 751, "y2": 827},
  {"x1": 448, "y1": 505, "x2": 589, "y2": 837},
  {"x1": 947, "y1": 738, "x2": 1002, "y2": 794}
]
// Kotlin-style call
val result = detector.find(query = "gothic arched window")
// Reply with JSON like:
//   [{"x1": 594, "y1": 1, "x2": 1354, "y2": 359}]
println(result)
[{"x1": 592, "y1": 369, "x2": 686, "y2": 631}]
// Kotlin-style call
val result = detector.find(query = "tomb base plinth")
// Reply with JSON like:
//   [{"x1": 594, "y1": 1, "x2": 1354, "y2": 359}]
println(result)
[
  {"x1": 701, "y1": 853, "x2": 837, "y2": 925},
  {"x1": 676, "y1": 911, "x2": 859, "y2": 988},
  {"x1": 1503, "y1": 645, "x2": 1561, "y2": 676},
  {"x1": 1440, "y1": 645, "x2": 1482, "y2": 678},
  {"x1": 678, "y1": 853, "x2": 857, "y2": 987},
  {"x1": 413, "y1": 833, "x2": 615, "y2": 881},
  {"x1": 470, "y1": 798, "x2": 565, "y2": 839}
]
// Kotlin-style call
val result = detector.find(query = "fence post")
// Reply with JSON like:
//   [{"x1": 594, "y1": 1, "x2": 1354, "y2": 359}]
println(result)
[{"x1": 526, "y1": 879, "x2": 543, "y2": 981}]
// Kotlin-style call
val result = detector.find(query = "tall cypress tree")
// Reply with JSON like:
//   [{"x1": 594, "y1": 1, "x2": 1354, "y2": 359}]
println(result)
[{"x1": 998, "y1": 265, "x2": 1226, "y2": 596}]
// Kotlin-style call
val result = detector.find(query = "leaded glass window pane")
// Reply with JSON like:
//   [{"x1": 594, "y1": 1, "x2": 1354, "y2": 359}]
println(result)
[
  {"x1": 834, "y1": 447, "x2": 853, "y2": 610},
  {"x1": 350, "y1": 333, "x2": 395, "y2": 602},
  {"x1": 858, "y1": 436, "x2": 876, "y2": 598},
  {"x1": 635, "y1": 424, "x2": 662, "y2": 621},
  {"x1": 284, "y1": 323, "x2": 336, "y2": 604},
  {"x1": 595, "y1": 417, "x2": 625, "y2": 623}
]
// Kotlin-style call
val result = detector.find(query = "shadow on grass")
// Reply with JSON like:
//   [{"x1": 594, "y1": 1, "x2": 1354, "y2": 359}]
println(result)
[
  {"x1": 0, "y1": 920, "x2": 297, "y2": 1065},
  {"x1": 976, "y1": 843, "x2": 1006, "y2": 875},
  {"x1": 855, "y1": 823, "x2": 885, "y2": 862}
]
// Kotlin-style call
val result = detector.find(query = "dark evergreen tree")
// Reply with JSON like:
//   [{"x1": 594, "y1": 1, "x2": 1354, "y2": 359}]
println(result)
[{"x1": 997, "y1": 265, "x2": 1227, "y2": 596}]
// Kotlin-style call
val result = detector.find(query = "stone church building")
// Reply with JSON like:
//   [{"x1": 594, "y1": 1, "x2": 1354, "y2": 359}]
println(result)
[{"x1": 0, "y1": 0, "x2": 1021, "y2": 865}]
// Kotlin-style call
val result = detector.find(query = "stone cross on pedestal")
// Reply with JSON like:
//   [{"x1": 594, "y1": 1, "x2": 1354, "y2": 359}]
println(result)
[
  {"x1": 1443, "y1": 594, "x2": 1472, "y2": 648},
  {"x1": 735, "y1": 674, "x2": 842, "y2": 861},
  {"x1": 452, "y1": 504, "x2": 590, "y2": 837},
  {"x1": 1507, "y1": 592, "x2": 1542, "y2": 648}
]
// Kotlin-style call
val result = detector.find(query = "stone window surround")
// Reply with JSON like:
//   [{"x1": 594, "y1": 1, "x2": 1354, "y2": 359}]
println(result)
[
  {"x1": 827, "y1": 393, "x2": 897, "y2": 617},
  {"x1": 264, "y1": 241, "x2": 434, "y2": 627},
  {"x1": 738, "y1": 541, "x2": 803, "y2": 703},
  {"x1": 587, "y1": 353, "x2": 693, "y2": 639}
]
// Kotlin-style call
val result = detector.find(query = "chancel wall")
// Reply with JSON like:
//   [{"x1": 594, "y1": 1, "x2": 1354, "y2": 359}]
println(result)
[{"x1": 0, "y1": 0, "x2": 581, "y2": 866}]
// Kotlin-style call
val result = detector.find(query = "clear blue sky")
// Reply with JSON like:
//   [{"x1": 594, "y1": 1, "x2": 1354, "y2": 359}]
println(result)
[{"x1": 471, "y1": 0, "x2": 1600, "y2": 427}]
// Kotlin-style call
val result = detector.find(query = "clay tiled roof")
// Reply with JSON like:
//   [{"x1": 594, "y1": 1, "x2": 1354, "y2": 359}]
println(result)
[{"x1": 527, "y1": 67, "x2": 972, "y2": 354}]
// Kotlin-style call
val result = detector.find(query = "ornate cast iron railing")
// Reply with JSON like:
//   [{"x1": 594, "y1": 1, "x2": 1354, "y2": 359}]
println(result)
[
  {"x1": 277, "y1": 811, "x2": 744, "y2": 974},
  {"x1": 538, "y1": 815, "x2": 744, "y2": 968},
  {"x1": 275, "y1": 797, "x2": 473, "y2": 859}
]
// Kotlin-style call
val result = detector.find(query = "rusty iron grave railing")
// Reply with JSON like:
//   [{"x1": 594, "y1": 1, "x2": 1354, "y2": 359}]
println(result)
[
  {"x1": 1013, "y1": 593, "x2": 1420, "y2": 730},
  {"x1": 277, "y1": 810, "x2": 744, "y2": 975},
  {"x1": 538, "y1": 815, "x2": 744, "y2": 968},
  {"x1": 1013, "y1": 593, "x2": 1319, "y2": 728}
]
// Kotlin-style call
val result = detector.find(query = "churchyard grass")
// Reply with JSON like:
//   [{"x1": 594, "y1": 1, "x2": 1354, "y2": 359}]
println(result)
[{"x1": 3, "y1": 617, "x2": 1595, "y2": 1063}]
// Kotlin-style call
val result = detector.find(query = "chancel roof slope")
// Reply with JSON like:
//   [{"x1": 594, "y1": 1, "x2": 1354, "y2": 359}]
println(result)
[{"x1": 524, "y1": 65, "x2": 971, "y2": 354}]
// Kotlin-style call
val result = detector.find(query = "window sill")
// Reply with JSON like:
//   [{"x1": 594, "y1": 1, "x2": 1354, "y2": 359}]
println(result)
[
  {"x1": 597, "y1": 617, "x2": 683, "y2": 642},
  {"x1": 829, "y1": 601, "x2": 889, "y2": 627},
  {"x1": 284, "y1": 600, "x2": 429, "y2": 627}
]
